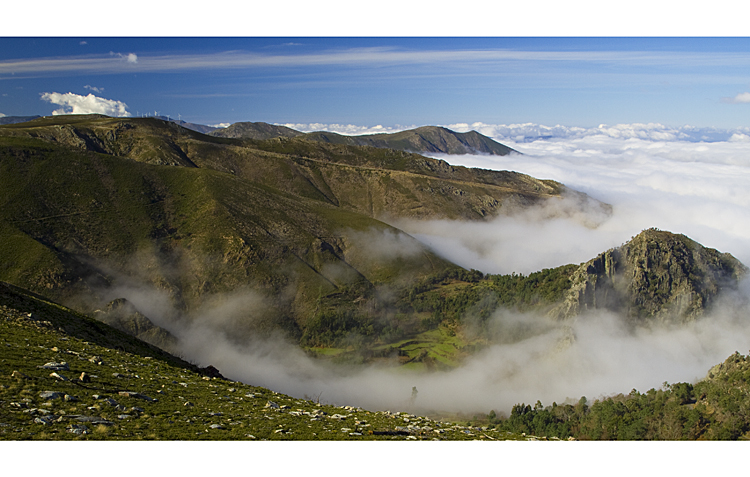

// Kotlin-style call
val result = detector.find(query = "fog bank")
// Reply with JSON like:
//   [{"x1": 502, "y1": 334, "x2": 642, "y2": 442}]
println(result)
[
  {"x1": 120, "y1": 280, "x2": 750, "y2": 415},
  {"x1": 408, "y1": 136, "x2": 750, "y2": 274}
]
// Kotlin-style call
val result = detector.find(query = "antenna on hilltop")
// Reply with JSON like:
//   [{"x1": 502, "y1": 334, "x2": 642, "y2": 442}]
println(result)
[{"x1": 178, "y1": 113, "x2": 181, "y2": 122}]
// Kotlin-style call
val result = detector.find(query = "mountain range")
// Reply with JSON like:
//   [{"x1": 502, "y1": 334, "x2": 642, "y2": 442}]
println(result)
[{"x1": 1, "y1": 114, "x2": 749, "y2": 440}]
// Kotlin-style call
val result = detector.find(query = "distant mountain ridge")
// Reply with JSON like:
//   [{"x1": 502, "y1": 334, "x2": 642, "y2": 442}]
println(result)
[
  {"x1": 210, "y1": 122, "x2": 518, "y2": 156},
  {"x1": 0, "y1": 115, "x2": 42, "y2": 125},
  {"x1": 209, "y1": 121, "x2": 304, "y2": 140},
  {"x1": 301, "y1": 126, "x2": 519, "y2": 156}
]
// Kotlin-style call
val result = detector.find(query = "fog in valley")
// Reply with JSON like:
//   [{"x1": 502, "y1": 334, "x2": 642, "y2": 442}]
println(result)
[{"x1": 104, "y1": 127, "x2": 750, "y2": 415}]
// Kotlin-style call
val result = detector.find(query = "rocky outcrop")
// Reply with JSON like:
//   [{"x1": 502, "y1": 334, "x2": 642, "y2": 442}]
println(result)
[{"x1": 550, "y1": 229, "x2": 747, "y2": 323}]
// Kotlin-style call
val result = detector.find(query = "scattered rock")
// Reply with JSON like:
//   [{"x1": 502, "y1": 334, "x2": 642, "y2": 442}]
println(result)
[
  {"x1": 79, "y1": 372, "x2": 91, "y2": 383},
  {"x1": 11, "y1": 370, "x2": 28, "y2": 379},
  {"x1": 68, "y1": 424, "x2": 89, "y2": 435},
  {"x1": 75, "y1": 416, "x2": 114, "y2": 425},
  {"x1": 200, "y1": 365, "x2": 225, "y2": 379},
  {"x1": 209, "y1": 424, "x2": 225, "y2": 430},
  {"x1": 34, "y1": 415, "x2": 58, "y2": 425},
  {"x1": 50, "y1": 372, "x2": 68, "y2": 381},
  {"x1": 63, "y1": 394, "x2": 78, "y2": 402},
  {"x1": 117, "y1": 414, "x2": 132, "y2": 419},
  {"x1": 265, "y1": 401, "x2": 280, "y2": 409},
  {"x1": 39, "y1": 362, "x2": 69, "y2": 371},
  {"x1": 39, "y1": 391, "x2": 64, "y2": 400},
  {"x1": 118, "y1": 391, "x2": 157, "y2": 402}
]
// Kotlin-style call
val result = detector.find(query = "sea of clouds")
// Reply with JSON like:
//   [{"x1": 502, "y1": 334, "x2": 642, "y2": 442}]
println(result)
[
  {"x1": 411, "y1": 127, "x2": 750, "y2": 274},
  {"x1": 111, "y1": 123, "x2": 750, "y2": 415}
]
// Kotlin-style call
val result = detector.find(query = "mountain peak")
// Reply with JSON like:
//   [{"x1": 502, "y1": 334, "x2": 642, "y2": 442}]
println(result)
[{"x1": 551, "y1": 228, "x2": 747, "y2": 322}]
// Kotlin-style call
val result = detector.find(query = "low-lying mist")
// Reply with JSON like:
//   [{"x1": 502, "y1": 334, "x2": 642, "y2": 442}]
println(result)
[
  {"x1": 105, "y1": 273, "x2": 750, "y2": 415},
  {"x1": 94, "y1": 135, "x2": 750, "y2": 415}
]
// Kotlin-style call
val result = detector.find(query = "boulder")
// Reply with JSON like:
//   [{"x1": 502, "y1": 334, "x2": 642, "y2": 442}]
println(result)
[
  {"x1": 39, "y1": 362, "x2": 69, "y2": 371},
  {"x1": 39, "y1": 391, "x2": 64, "y2": 400}
]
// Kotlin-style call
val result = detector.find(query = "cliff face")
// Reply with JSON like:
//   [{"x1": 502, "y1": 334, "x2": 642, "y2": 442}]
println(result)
[{"x1": 551, "y1": 229, "x2": 747, "y2": 322}]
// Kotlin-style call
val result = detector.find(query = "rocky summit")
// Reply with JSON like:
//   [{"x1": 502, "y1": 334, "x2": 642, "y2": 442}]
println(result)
[{"x1": 550, "y1": 228, "x2": 747, "y2": 322}]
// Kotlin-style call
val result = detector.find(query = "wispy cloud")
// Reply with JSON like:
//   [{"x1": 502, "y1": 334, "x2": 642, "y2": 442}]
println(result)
[
  {"x1": 3, "y1": 47, "x2": 749, "y2": 77},
  {"x1": 40, "y1": 91, "x2": 131, "y2": 117},
  {"x1": 83, "y1": 84, "x2": 103, "y2": 93},
  {"x1": 0, "y1": 52, "x2": 139, "y2": 77},
  {"x1": 723, "y1": 91, "x2": 750, "y2": 104}
]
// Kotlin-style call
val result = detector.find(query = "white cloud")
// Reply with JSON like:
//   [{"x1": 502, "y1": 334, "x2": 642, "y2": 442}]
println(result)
[
  {"x1": 443, "y1": 121, "x2": 750, "y2": 143},
  {"x1": 0, "y1": 112, "x2": 5, "y2": 118},
  {"x1": 107, "y1": 51, "x2": 138, "y2": 64},
  {"x1": 40, "y1": 92, "x2": 131, "y2": 117},
  {"x1": 281, "y1": 122, "x2": 412, "y2": 135},
  {"x1": 723, "y1": 92, "x2": 750, "y2": 104},
  {"x1": 83, "y1": 84, "x2": 103, "y2": 93},
  {"x1": 208, "y1": 122, "x2": 231, "y2": 128}
]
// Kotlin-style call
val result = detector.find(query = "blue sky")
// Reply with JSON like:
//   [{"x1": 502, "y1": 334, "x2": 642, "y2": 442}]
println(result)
[{"x1": 2, "y1": 36, "x2": 750, "y2": 129}]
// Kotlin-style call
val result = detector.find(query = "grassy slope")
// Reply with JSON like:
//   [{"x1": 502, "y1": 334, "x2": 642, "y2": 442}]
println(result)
[
  {"x1": 0, "y1": 116, "x2": 578, "y2": 357},
  {"x1": 0, "y1": 127, "x2": 456, "y2": 347},
  {"x1": 0, "y1": 281, "x2": 532, "y2": 441}
]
